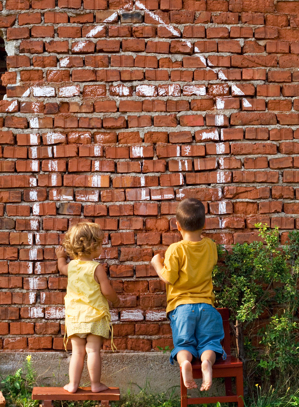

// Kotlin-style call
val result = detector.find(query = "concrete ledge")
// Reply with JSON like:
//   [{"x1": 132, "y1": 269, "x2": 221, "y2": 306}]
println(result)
[
  {"x1": 0, "y1": 352, "x2": 224, "y2": 397},
  {"x1": 0, "y1": 352, "x2": 179, "y2": 394}
]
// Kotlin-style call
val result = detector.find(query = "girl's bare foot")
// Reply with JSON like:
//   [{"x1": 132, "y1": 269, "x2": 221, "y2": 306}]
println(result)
[
  {"x1": 64, "y1": 383, "x2": 78, "y2": 393},
  {"x1": 181, "y1": 360, "x2": 197, "y2": 389},
  {"x1": 91, "y1": 383, "x2": 109, "y2": 393},
  {"x1": 200, "y1": 360, "x2": 213, "y2": 391}
]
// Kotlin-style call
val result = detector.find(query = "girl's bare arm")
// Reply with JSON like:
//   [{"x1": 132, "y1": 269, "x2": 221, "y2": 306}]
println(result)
[
  {"x1": 55, "y1": 247, "x2": 68, "y2": 275},
  {"x1": 94, "y1": 265, "x2": 120, "y2": 307}
]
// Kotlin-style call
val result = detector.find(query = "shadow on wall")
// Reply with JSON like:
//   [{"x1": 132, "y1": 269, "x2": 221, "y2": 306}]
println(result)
[{"x1": 0, "y1": 36, "x2": 7, "y2": 100}]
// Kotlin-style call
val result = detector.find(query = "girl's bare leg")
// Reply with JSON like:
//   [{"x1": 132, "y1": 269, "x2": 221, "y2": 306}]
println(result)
[
  {"x1": 64, "y1": 336, "x2": 86, "y2": 393},
  {"x1": 200, "y1": 350, "x2": 216, "y2": 391},
  {"x1": 86, "y1": 334, "x2": 108, "y2": 393},
  {"x1": 177, "y1": 350, "x2": 197, "y2": 389}
]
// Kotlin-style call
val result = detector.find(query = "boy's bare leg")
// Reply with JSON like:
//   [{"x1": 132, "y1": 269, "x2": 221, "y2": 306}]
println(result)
[
  {"x1": 177, "y1": 350, "x2": 197, "y2": 389},
  {"x1": 200, "y1": 350, "x2": 216, "y2": 391},
  {"x1": 64, "y1": 336, "x2": 86, "y2": 393},
  {"x1": 86, "y1": 334, "x2": 108, "y2": 393}
]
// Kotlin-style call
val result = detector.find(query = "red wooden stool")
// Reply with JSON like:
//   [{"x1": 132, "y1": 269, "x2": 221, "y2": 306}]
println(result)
[
  {"x1": 180, "y1": 308, "x2": 244, "y2": 407},
  {"x1": 32, "y1": 387, "x2": 120, "y2": 407}
]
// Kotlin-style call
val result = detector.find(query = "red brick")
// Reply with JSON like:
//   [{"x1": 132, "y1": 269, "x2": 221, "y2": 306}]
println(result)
[{"x1": 4, "y1": 338, "x2": 27, "y2": 350}]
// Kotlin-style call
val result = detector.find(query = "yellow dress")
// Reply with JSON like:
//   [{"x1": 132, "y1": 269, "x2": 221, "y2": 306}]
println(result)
[{"x1": 65, "y1": 259, "x2": 110, "y2": 340}]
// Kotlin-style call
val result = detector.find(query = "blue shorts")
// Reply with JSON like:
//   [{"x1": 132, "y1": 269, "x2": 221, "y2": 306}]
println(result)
[{"x1": 168, "y1": 303, "x2": 227, "y2": 364}]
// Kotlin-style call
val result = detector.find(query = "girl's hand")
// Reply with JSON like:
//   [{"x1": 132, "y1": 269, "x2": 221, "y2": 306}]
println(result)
[
  {"x1": 56, "y1": 246, "x2": 67, "y2": 259},
  {"x1": 112, "y1": 297, "x2": 121, "y2": 308}
]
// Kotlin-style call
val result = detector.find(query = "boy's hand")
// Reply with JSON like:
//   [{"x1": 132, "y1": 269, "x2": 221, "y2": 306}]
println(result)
[
  {"x1": 151, "y1": 254, "x2": 164, "y2": 267},
  {"x1": 55, "y1": 246, "x2": 67, "y2": 259}
]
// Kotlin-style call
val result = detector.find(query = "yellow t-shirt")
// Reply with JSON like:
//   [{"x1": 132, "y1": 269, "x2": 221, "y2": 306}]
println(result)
[{"x1": 160, "y1": 238, "x2": 218, "y2": 314}]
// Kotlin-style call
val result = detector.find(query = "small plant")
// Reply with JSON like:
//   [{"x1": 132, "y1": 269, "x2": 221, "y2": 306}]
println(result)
[
  {"x1": 157, "y1": 345, "x2": 172, "y2": 354},
  {"x1": 1, "y1": 355, "x2": 39, "y2": 407}
]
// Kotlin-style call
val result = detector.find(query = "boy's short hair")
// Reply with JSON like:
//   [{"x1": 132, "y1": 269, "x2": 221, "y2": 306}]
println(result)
[
  {"x1": 176, "y1": 198, "x2": 205, "y2": 231},
  {"x1": 63, "y1": 222, "x2": 104, "y2": 258}
]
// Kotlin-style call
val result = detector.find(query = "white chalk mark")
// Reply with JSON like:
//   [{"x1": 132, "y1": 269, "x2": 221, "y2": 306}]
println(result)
[
  {"x1": 30, "y1": 118, "x2": 39, "y2": 129},
  {"x1": 136, "y1": 85, "x2": 156, "y2": 97},
  {"x1": 30, "y1": 134, "x2": 39, "y2": 145},
  {"x1": 218, "y1": 70, "x2": 228, "y2": 80},
  {"x1": 32, "y1": 204, "x2": 40, "y2": 215},
  {"x1": 86, "y1": 26, "x2": 105, "y2": 37},
  {"x1": 73, "y1": 41, "x2": 88, "y2": 52},
  {"x1": 146, "y1": 311, "x2": 166, "y2": 321},
  {"x1": 216, "y1": 98, "x2": 225, "y2": 109},
  {"x1": 59, "y1": 86, "x2": 80, "y2": 97},
  {"x1": 141, "y1": 188, "x2": 150, "y2": 200},
  {"x1": 184, "y1": 146, "x2": 191, "y2": 155},
  {"x1": 33, "y1": 87, "x2": 55, "y2": 97},
  {"x1": 60, "y1": 57, "x2": 70, "y2": 67},
  {"x1": 132, "y1": 146, "x2": 144, "y2": 157},
  {"x1": 217, "y1": 172, "x2": 227, "y2": 184},
  {"x1": 218, "y1": 201, "x2": 227, "y2": 214},
  {"x1": 136, "y1": 0, "x2": 180, "y2": 37},
  {"x1": 29, "y1": 248, "x2": 38, "y2": 260},
  {"x1": 232, "y1": 84, "x2": 245, "y2": 96},
  {"x1": 243, "y1": 99, "x2": 252, "y2": 107},
  {"x1": 216, "y1": 143, "x2": 226, "y2": 154},
  {"x1": 22, "y1": 88, "x2": 31, "y2": 97},
  {"x1": 176, "y1": 189, "x2": 185, "y2": 199},
  {"x1": 140, "y1": 176, "x2": 146, "y2": 187},
  {"x1": 6, "y1": 101, "x2": 18, "y2": 112},
  {"x1": 215, "y1": 115, "x2": 225, "y2": 126},
  {"x1": 198, "y1": 55, "x2": 206, "y2": 66},
  {"x1": 27, "y1": 234, "x2": 33, "y2": 245},
  {"x1": 30, "y1": 220, "x2": 39, "y2": 230},
  {"x1": 200, "y1": 130, "x2": 219, "y2": 140},
  {"x1": 29, "y1": 178, "x2": 37, "y2": 187},
  {"x1": 29, "y1": 190, "x2": 38, "y2": 201}
]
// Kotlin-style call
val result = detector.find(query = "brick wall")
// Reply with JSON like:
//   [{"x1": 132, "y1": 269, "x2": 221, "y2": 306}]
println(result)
[{"x1": 0, "y1": 0, "x2": 299, "y2": 352}]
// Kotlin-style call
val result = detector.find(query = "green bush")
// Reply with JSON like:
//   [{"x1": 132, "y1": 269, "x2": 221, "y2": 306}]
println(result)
[{"x1": 213, "y1": 225, "x2": 299, "y2": 393}]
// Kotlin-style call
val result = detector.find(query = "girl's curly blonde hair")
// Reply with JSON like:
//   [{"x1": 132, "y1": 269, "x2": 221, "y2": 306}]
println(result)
[{"x1": 62, "y1": 222, "x2": 104, "y2": 259}]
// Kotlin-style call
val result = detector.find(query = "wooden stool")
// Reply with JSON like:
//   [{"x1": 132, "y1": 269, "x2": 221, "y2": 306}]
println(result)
[
  {"x1": 32, "y1": 387, "x2": 120, "y2": 407},
  {"x1": 180, "y1": 308, "x2": 244, "y2": 407}
]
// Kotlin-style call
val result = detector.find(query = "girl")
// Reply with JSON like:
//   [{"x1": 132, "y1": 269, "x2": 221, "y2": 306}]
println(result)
[{"x1": 56, "y1": 222, "x2": 120, "y2": 394}]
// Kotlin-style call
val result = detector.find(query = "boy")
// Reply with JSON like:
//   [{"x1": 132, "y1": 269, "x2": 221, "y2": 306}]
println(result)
[{"x1": 151, "y1": 198, "x2": 226, "y2": 391}]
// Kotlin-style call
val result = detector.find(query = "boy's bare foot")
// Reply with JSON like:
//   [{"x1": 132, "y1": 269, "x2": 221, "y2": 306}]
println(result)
[
  {"x1": 200, "y1": 360, "x2": 213, "y2": 391},
  {"x1": 91, "y1": 383, "x2": 109, "y2": 393},
  {"x1": 181, "y1": 360, "x2": 197, "y2": 389},
  {"x1": 64, "y1": 383, "x2": 78, "y2": 393}
]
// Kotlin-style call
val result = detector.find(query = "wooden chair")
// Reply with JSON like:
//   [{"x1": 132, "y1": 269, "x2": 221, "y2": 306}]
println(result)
[
  {"x1": 180, "y1": 308, "x2": 244, "y2": 407},
  {"x1": 32, "y1": 387, "x2": 120, "y2": 407}
]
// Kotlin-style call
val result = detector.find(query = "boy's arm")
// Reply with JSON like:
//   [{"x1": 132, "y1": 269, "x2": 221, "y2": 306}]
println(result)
[
  {"x1": 151, "y1": 254, "x2": 171, "y2": 284},
  {"x1": 94, "y1": 265, "x2": 120, "y2": 307},
  {"x1": 55, "y1": 247, "x2": 68, "y2": 275}
]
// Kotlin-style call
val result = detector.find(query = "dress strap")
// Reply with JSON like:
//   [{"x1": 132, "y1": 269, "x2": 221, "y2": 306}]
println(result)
[{"x1": 63, "y1": 329, "x2": 69, "y2": 351}]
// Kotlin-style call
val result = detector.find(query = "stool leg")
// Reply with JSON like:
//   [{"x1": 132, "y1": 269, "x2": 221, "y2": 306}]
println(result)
[
  {"x1": 100, "y1": 401, "x2": 110, "y2": 407},
  {"x1": 236, "y1": 371, "x2": 244, "y2": 407},
  {"x1": 180, "y1": 369, "x2": 188, "y2": 407},
  {"x1": 43, "y1": 401, "x2": 53, "y2": 407},
  {"x1": 225, "y1": 377, "x2": 233, "y2": 396}
]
